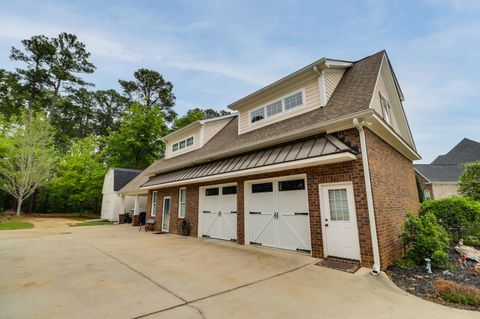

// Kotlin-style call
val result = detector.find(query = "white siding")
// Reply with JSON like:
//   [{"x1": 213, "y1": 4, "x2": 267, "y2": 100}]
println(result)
[
  {"x1": 370, "y1": 71, "x2": 401, "y2": 134},
  {"x1": 238, "y1": 72, "x2": 320, "y2": 134},
  {"x1": 325, "y1": 69, "x2": 345, "y2": 101},
  {"x1": 102, "y1": 169, "x2": 114, "y2": 194},
  {"x1": 203, "y1": 118, "x2": 231, "y2": 144}
]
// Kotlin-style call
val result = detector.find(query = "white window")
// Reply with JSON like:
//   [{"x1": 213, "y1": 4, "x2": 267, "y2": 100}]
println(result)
[
  {"x1": 250, "y1": 108, "x2": 265, "y2": 123},
  {"x1": 151, "y1": 191, "x2": 158, "y2": 216},
  {"x1": 380, "y1": 94, "x2": 392, "y2": 124},
  {"x1": 424, "y1": 190, "x2": 431, "y2": 201},
  {"x1": 328, "y1": 188, "x2": 350, "y2": 221},
  {"x1": 266, "y1": 100, "x2": 282, "y2": 117},
  {"x1": 178, "y1": 187, "x2": 186, "y2": 218},
  {"x1": 249, "y1": 89, "x2": 305, "y2": 124},
  {"x1": 284, "y1": 92, "x2": 303, "y2": 110},
  {"x1": 172, "y1": 136, "x2": 194, "y2": 152}
]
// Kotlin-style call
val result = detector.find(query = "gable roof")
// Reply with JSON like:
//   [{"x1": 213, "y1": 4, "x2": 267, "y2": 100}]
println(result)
[
  {"x1": 431, "y1": 138, "x2": 480, "y2": 165},
  {"x1": 112, "y1": 168, "x2": 142, "y2": 192},
  {"x1": 414, "y1": 164, "x2": 464, "y2": 182},
  {"x1": 414, "y1": 138, "x2": 480, "y2": 183},
  {"x1": 143, "y1": 50, "x2": 385, "y2": 177}
]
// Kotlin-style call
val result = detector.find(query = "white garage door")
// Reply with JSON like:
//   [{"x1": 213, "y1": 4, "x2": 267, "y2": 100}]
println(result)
[
  {"x1": 247, "y1": 177, "x2": 311, "y2": 253},
  {"x1": 200, "y1": 183, "x2": 237, "y2": 241}
]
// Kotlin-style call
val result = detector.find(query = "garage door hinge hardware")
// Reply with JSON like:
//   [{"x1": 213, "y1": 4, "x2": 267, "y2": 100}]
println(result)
[
  {"x1": 202, "y1": 235, "x2": 210, "y2": 238},
  {"x1": 231, "y1": 211, "x2": 237, "y2": 214},
  {"x1": 294, "y1": 212, "x2": 308, "y2": 215},
  {"x1": 203, "y1": 211, "x2": 211, "y2": 214},
  {"x1": 230, "y1": 239, "x2": 237, "y2": 242},
  {"x1": 296, "y1": 248, "x2": 311, "y2": 253},
  {"x1": 249, "y1": 211, "x2": 261, "y2": 214},
  {"x1": 250, "y1": 241, "x2": 262, "y2": 246}
]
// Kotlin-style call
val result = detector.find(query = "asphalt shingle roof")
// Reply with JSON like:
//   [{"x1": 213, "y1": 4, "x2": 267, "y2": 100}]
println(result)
[{"x1": 112, "y1": 168, "x2": 142, "y2": 192}]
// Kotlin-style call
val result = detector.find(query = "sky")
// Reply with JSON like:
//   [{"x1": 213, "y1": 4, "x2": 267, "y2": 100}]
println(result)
[{"x1": 0, "y1": 0, "x2": 479, "y2": 163}]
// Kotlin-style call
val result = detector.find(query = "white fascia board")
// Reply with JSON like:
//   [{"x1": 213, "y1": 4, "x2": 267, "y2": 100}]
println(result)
[{"x1": 141, "y1": 152, "x2": 357, "y2": 190}]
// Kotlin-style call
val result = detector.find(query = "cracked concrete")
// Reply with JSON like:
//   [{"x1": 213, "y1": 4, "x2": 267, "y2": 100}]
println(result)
[{"x1": 0, "y1": 221, "x2": 477, "y2": 319}]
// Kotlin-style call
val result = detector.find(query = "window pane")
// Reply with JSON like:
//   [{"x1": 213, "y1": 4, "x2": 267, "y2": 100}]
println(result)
[
  {"x1": 172, "y1": 143, "x2": 178, "y2": 151},
  {"x1": 251, "y1": 108, "x2": 265, "y2": 123},
  {"x1": 252, "y1": 182, "x2": 273, "y2": 193},
  {"x1": 186, "y1": 137, "x2": 194, "y2": 146},
  {"x1": 284, "y1": 92, "x2": 303, "y2": 110},
  {"x1": 179, "y1": 140, "x2": 186, "y2": 149},
  {"x1": 179, "y1": 203, "x2": 186, "y2": 217},
  {"x1": 206, "y1": 188, "x2": 219, "y2": 196},
  {"x1": 279, "y1": 179, "x2": 305, "y2": 191},
  {"x1": 328, "y1": 189, "x2": 349, "y2": 221},
  {"x1": 180, "y1": 188, "x2": 186, "y2": 202},
  {"x1": 222, "y1": 186, "x2": 237, "y2": 195},
  {"x1": 266, "y1": 100, "x2": 282, "y2": 117}
]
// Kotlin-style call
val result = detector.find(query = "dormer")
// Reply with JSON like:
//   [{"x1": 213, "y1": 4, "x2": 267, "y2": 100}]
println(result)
[
  {"x1": 228, "y1": 58, "x2": 352, "y2": 135},
  {"x1": 163, "y1": 114, "x2": 236, "y2": 159}
]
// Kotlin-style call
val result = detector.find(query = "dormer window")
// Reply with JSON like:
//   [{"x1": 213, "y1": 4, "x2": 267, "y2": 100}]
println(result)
[
  {"x1": 172, "y1": 136, "x2": 194, "y2": 152},
  {"x1": 249, "y1": 89, "x2": 305, "y2": 125},
  {"x1": 380, "y1": 93, "x2": 392, "y2": 125}
]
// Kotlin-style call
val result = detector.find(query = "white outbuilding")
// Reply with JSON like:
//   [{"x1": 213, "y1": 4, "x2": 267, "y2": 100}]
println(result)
[{"x1": 101, "y1": 168, "x2": 147, "y2": 221}]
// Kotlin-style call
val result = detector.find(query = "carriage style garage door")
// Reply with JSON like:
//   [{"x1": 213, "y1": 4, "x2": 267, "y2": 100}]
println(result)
[
  {"x1": 199, "y1": 183, "x2": 237, "y2": 241},
  {"x1": 245, "y1": 176, "x2": 311, "y2": 253}
]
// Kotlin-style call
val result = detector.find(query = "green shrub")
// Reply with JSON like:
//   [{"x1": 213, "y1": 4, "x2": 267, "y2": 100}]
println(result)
[
  {"x1": 396, "y1": 257, "x2": 416, "y2": 269},
  {"x1": 459, "y1": 161, "x2": 480, "y2": 201},
  {"x1": 421, "y1": 197, "x2": 480, "y2": 242},
  {"x1": 401, "y1": 212, "x2": 451, "y2": 268}
]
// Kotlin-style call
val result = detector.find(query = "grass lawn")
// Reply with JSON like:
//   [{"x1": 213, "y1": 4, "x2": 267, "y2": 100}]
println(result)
[
  {"x1": 0, "y1": 220, "x2": 34, "y2": 230},
  {"x1": 69, "y1": 221, "x2": 113, "y2": 227}
]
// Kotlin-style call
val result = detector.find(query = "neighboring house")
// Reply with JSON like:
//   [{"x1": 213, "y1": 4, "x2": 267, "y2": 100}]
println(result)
[
  {"x1": 101, "y1": 168, "x2": 147, "y2": 221},
  {"x1": 414, "y1": 138, "x2": 480, "y2": 200},
  {"x1": 119, "y1": 50, "x2": 421, "y2": 272}
]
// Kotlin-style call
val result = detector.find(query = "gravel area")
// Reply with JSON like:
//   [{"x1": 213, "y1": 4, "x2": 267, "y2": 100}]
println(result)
[{"x1": 387, "y1": 248, "x2": 480, "y2": 311}]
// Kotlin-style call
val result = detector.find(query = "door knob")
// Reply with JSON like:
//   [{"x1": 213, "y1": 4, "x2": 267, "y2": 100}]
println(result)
[{"x1": 325, "y1": 223, "x2": 329, "y2": 227}]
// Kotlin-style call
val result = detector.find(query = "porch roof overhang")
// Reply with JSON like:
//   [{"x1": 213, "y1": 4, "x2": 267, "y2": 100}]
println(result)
[{"x1": 141, "y1": 134, "x2": 357, "y2": 190}]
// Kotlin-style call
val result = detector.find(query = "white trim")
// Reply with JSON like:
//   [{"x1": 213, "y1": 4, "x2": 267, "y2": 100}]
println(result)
[
  {"x1": 141, "y1": 152, "x2": 357, "y2": 190},
  {"x1": 197, "y1": 182, "x2": 237, "y2": 239},
  {"x1": 178, "y1": 187, "x2": 186, "y2": 218},
  {"x1": 162, "y1": 196, "x2": 171, "y2": 232},
  {"x1": 172, "y1": 135, "x2": 195, "y2": 153},
  {"x1": 243, "y1": 174, "x2": 311, "y2": 255},
  {"x1": 151, "y1": 191, "x2": 158, "y2": 217},
  {"x1": 318, "y1": 181, "x2": 361, "y2": 261},
  {"x1": 248, "y1": 88, "x2": 306, "y2": 126}
]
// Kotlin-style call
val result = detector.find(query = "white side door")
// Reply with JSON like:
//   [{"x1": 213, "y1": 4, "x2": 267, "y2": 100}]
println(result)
[
  {"x1": 320, "y1": 183, "x2": 361, "y2": 260},
  {"x1": 248, "y1": 182, "x2": 277, "y2": 248},
  {"x1": 277, "y1": 179, "x2": 311, "y2": 252}
]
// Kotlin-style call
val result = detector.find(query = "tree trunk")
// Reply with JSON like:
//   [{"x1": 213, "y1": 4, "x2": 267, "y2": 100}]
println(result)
[
  {"x1": 48, "y1": 81, "x2": 61, "y2": 122},
  {"x1": 16, "y1": 198, "x2": 23, "y2": 216}
]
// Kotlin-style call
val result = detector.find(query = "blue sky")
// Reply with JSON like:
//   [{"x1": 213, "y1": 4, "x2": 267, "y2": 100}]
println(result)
[{"x1": 0, "y1": 0, "x2": 479, "y2": 163}]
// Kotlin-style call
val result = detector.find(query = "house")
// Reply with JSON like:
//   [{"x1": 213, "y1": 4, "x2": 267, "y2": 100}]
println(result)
[
  {"x1": 414, "y1": 138, "x2": 480, "y2": 200},
  {"x1": 101, "y1": 168, "x2": 147, "y2": 221},
  {"x1": 119, "y1": 50, "x2": 421, "y2": 272}
]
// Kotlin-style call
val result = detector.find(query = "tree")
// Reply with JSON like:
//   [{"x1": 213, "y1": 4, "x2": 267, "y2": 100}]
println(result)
[
  {"x1": 0, "y1": 114, "x2": 55, "y2": 215},
  {"x1": 93, "y1": 89, "x2": 128, "y2": 136},
  {"x1": 103, "y1": 103, "x2": 168, "y2": 169},
  {"x1": 10, "y1": 35, "x2": 55, "y2": 113},
  {"x1": 0, "y1": 69, "x2": 24, "y2": 119},
  {"x1": 203, "y1": 108, "x2": 230, "y2": 119},
  {"x1": 51, "y1": 137, "x2": 106, "y2": 213},
  {"x1": 47, "y1": 33, "x2": 96, "y2": 120},
  {"x1": 119, "y1": 69, "x2": 176, "y2": 121},
  {"x1": 459, "y1": 161, "x2": 480, "y2": 201}
]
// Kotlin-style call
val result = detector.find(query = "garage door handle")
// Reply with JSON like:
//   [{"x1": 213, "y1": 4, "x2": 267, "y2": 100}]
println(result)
[
  {"x1": 249, "y1": 212, "x2": 261, "y2": 214},
  {"x1": 218, "y1": 211, "x2": 222, "y2": 216}
]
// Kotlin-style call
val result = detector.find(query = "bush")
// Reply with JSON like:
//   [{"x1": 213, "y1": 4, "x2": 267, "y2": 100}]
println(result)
[
  {"x1": 421, "y1": 197, "x2": 480, "y2": 242},
  {"x1": 401, "y1": 212, "x2": 451, "y2": 268},
  {"x1": 433, "y1": 279, "x2": 480, "y2": 306},
  {"x1": 459, "y1": 161, "x2": 480, "y2": 201}
]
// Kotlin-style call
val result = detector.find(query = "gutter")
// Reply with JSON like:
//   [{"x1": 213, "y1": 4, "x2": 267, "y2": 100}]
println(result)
[{"x1": 353, "y1": 118, "x2": 381, "y2": 275}]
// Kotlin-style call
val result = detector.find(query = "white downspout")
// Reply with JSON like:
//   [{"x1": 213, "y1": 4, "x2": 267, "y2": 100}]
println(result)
[{"x1": 353, "y1": 118, "x2": 381, "y2": 275}]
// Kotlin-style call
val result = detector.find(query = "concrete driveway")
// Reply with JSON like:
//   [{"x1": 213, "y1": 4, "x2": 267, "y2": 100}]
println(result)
[{"x1": 0, "y1": 221, "x2": 477, "y2": 319}]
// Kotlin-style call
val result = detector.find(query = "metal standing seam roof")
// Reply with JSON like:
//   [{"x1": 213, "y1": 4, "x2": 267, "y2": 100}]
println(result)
[{"x1": 142, "y1": 134, "x2": 355, "y2": 188}]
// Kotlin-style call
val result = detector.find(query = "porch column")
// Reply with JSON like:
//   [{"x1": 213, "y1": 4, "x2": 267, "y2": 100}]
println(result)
[{"x1": 133, "y1": 195, "x2": 140, "y2": 215}]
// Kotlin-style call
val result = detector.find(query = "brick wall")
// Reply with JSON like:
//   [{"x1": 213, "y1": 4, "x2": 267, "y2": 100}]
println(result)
[
  {"x1": 416, "y1": 172, "x2": 434, "y2": 200},
  {"x1": 365, "y1": 128, "x2": 420, "y2": 268}
]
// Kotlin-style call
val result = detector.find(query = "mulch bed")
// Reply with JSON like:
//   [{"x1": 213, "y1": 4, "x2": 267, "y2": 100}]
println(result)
[{"x1": 386, "y1": 248, "x2": 480, "y2": 311}]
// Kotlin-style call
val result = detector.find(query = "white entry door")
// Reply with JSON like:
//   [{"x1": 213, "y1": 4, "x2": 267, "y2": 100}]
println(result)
[
  {"x1": 162, "y1": 196, "x2": 171, "y2": 232},
  {"x1": 200, "y1": 184, "x2": 237, "y2": 241},
  {"x1": 320, "y1": 183, "x2": 361, "y2": 260},
  {"x1": 247, "y1": 177, "x2": 311, "y2": 253}
]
